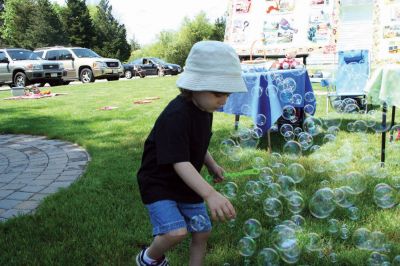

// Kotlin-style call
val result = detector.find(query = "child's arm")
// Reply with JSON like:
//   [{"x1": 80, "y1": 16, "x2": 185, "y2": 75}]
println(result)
[
  {"x1": 204, "y1": 151, "x2": 224, "y2": 183},
  {"x1": 173, "y1": 162, "x2": 236, "y2": 221}
]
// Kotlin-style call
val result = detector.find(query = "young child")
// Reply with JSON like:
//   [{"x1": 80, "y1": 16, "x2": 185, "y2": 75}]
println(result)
[{"x1": 136, "y1": 41, "x2": 247, "y2": 266}]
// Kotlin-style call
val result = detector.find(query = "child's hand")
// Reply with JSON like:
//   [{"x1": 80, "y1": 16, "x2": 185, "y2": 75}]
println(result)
[
  {"x1": 205, "y1": 191, "x2": 236, "y2": 221},
  {"x1": 207, "y1": 164, "x2": 225, "y2": 183}
]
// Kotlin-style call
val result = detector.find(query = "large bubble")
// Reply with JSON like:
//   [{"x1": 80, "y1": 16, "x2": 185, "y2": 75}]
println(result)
[
  {"x1": 283, "y1": 141, "x2": 302, "y2": 159},
  {"x1": 287, "y1": 163, "x2": 306, "y2": 183},
  {"x1": 303, "y1": 117, "x2": 323, "y2": 136},
  {"x1": 243, "y1": 218, "x2": 262, "y2": 239},
  {"x1": 257, "y1": 248, "x2": 280, "y2": 266},
  {"x1": 190, "y1": 215, "x2": 207, "y2": 232},
  {"x1": 309, "y1": 188, "x2": 336, "y2": 219},
  {"x1": 263, "y1": 197, "x2": 283, "y2": 217},
  {"x1": 373, "y1": 183, "x2": 397, "y2": 209},
  {"x1": 222, "y1": 182, "x2": 238, "y2": 199},
  {"x1": 238, "y1": 236, "x2": 256, "y2": 257}
]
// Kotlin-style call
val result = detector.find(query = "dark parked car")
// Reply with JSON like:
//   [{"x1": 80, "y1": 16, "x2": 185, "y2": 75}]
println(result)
[
  {"x1": 121, "y1": 63, "x2": 145, "y2": 79},
  {"x1": 129, "y1": 57, "x2": 182, "y2": 76}
]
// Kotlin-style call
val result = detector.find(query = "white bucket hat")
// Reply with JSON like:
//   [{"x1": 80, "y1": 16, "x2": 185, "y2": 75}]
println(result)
[{"x1": 176, "y1": 41, "x2": 247, "y2": 93}]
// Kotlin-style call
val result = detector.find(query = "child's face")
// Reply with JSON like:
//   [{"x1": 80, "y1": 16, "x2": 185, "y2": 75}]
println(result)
[{"x1": 192, "y1": 91, "x2": 230, "y2": 113}]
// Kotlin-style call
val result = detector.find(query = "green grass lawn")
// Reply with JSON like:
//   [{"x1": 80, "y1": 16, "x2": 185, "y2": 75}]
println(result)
[{"x1": 0, "y1": 77, "x2": 400, "y2": 265}]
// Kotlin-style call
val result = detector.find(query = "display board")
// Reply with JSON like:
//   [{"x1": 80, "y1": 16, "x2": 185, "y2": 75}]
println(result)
[
  {"x1": 375, "y1": 0, "x2": 400, "y2": 63},
  {"x1": 224, "y1": 0, "x2": 340, "y2": 56}
]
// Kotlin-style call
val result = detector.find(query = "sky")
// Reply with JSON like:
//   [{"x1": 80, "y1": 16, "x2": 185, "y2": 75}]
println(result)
[{"x1": 51, "y1": 0, "x2": 229, "y2": 45}]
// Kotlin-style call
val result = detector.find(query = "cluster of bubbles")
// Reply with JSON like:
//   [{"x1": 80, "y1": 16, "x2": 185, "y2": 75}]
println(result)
[{"x1": 215, "y1": 91, "x2": 400, "y2": 264}]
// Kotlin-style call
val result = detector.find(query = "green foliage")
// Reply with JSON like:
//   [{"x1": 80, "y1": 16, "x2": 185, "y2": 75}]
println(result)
[
  {"x1": 129, "y1": 12, "x2": 223, "y2": 67},
  {"x1": 28, "y1": 0, "x2": 66, "y2": 48},
  {"x1": 210, "y1": 16, "x2": 226, "y2": 41},
  {"x1": 1, "y1": 0, "x2": 36, "y2": 48},
  {"x1": 61, "y1": 0, "x2": 95, "y2": 47},
  {"x1": 91, "y1": 0, "x2": 130, "y2": 61}
]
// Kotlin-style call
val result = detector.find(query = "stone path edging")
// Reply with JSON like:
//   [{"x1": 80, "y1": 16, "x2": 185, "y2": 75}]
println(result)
[{"x1": 0, "y1": 134, "x2": 90, "y2": 222}]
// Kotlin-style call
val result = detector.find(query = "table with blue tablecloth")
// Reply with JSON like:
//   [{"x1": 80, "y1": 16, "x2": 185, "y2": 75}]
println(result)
[
  {"x1": 221, "y1": 69, "x2": 316, "y2": 135},
  {"x1": 365, "y1": 65, "x2": 400, "y2": 163}
]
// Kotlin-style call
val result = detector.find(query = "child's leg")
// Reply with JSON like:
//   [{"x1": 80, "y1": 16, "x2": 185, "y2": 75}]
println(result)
[
  {"x1": 146, "y1": 228, "x2": 188, "y2": 260},
  {"x1": 189, "y1": 231, "x2": 211, "y2": 266}
]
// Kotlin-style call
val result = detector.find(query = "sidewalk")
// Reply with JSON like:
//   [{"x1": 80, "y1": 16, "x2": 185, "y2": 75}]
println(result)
[{"x1": 0, "y1": 134, "x2": 90, "y2": 222}]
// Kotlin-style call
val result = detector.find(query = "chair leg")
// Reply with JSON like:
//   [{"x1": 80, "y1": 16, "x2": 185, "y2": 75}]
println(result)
[{"x1": 326, "y1": 95, "x2": 329, "y2": 114}]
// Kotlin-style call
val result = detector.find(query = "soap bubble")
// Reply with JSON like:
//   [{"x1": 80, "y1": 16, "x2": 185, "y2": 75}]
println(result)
[
  {"x1": 287, "y1": 194, "x2": 305, "y2": 214},
  {"x1": 283, "y1": 141, "x2": 302, "y2": 159},
  {"x1": 353, "y1": 120, "x2": 368, "y2": 133},
  {"x1": 256, "y1": 114, "x2": 267, "y2": 126},
  {"x1": 367, "y1": 252, "x2": 390, "y2": 266},
  {"x1": 280, "y1": 89, "x2": 293, "y2": 104},
  {"x1": 282, "y1": 105, "x2": 297, "y2": 120},
  {"x1": 287, "y1": 163, "x2": 306, "y2": 184},
  {"x1": 292, "y1": 94, "x2": 302, "y2": 105},
  {"x1": 238, "y1": 236, "x2": 256, "y2": 257},
  {"x1": 228, "y1": 145, "x2": 243, "y2": 162},
  {"x1": 291, "y1": 214, "x2": 305, "y2": 228},
  {"x1": 222, "y1": 182, "x2": 238, "y2": 199},
  {"x1": 323, "y1": 113, "x2": 342, "y2": 129},
  {"x1": 272, "y1": 224, "x2": 297, "y2": 251},
  {"x1": 370, "y1": 109, "x2": 391, "y2": 133},
  {"x1": 259, "y1": 167, "x2": 274, "y2": 185},
  {"x1": 323, "y1": 133, "x2": 336, "y2": 143},
  {"x1": 392, "y1": 255, "x2": 400, "y2": 266},
  {"x1": 329, "y1": 252, "x2": 338, "y2": 263},
  {"x1": 220, "y1": 139, "x2": 236, "y2": 155},
  {"x1": 353, "y1": 228, "x2": 371, "y2": 250},
  {"x1": 294, "y1": 127, "x2": 303, "y2": 136},
  {"x1": 374, "y1": 183, "x2": 397, "y2": 209},
  {"x1": 305, "y1": 91, "x2": 316, "y2": 102},
  {"x1": 283, "y1": 131, "x2": 296, "y2": 141},
  {"x1": 303, "y1": 116, "x2": 323, "y2": 136},
  {"x1": 243, "y1": 218, "x2": 262, "y2": 239},
  {"x1": 304, "y1": 104, "x2": 315, "y2": 115},
  {"x1": 266, "y1": 183, "x2": 282, "y2": 198},
  {"x1": 328, "y1": 218, "x2": 340, "y2": 234},
  {"x1": 390, "y1": 176, "x2": 400, "y2": 189},
  {"x1": 305, "y1": 232, "x2": 322, "y2": 252},
  {"x1": 241, "y1": 104, "x2": 251, "y2": 116},
  {"x1": 269, "y1": 152, "x2": 283, "y2": 167},
  {"x1": 283, "y1": 77, "x2": 297, "y2": 92},
  {"x1": 344, "y1": 103, "x2": 360, "y2": 114},
  {"x1": 370, "y1": 231, "x2": 387, "y2": 252},
  {"x1": 344, "y1": 171, "x2": 367, "y2": 194},
  {"x1": 245, "y1": 180, "x2": 264, "y2": 196},
  {"x1": 333, "y1": 186, "x2": 355, "y2": 208},
  {"x1": 238, "y1": 127, "x2": 252, "y2": 141},
  {"x1": 280, "y1": 123, "x2": 294, "y2": 136},
  {"x1": 347, "y1": 206, "x2": 360, "y2": 221},
  {"x1": 340, "y1": 224, "x2": 350, "y2": 240},
  {"x1": 298, "y1": 132, "x2": 314, "y2": 150},
  {"x1": 252, "y1": 156, "x2": 265, "y2": 170},
  {"x1": 263, "y1": 197, "x2": 283, "y2": 217},
  {"x1": 278, "y1": 245, "x2": 301, "y2": 264},
  {"x1": 251, "y1": 85, "x2": 263, "y2": 98},
  {"x1": 190, "y1": 215, "x2": 207, "y2": 231},
  {"x1": 277, "y1": 175, "x2": 296, "y2": 196},
  {"x1": 227, "y1": 219, "x2": 236, "y2": 228},
  {"x1": 309, "y1": 188, "x2": 336, "y2": 219},
  {"x1": 257, "y1": 248, "x2": 280, "y2": 266}
]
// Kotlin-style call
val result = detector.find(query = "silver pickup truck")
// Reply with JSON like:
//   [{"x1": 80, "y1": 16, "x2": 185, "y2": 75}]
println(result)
[{"x1": 0, "y1": 48, "x2": 64, "y2": 87}]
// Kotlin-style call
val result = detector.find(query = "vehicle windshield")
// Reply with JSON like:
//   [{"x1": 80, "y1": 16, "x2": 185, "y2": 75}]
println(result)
[
  {"x1": 71, "y1": 48, "x2": 101, "y2": 58},
  {"x1": 150, "y1": 58, "x2": 166, "y2": 64},
  {"x1": 7, "y1": 50, "x2": 41, "y2": 61}
]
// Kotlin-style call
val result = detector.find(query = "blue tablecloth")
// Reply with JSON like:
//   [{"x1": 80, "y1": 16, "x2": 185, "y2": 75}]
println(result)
[{"x1": 221, "y1": 69, "x2": 316, "y2": 133}]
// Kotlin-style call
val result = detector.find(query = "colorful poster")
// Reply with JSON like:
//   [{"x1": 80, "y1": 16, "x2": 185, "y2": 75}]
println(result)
[
  {"x1": 377, "y1": 0, "x2": 400, "y2": 62},
  {"x1": 224, "y1": 0, "x2": 339, "y2": 56}
]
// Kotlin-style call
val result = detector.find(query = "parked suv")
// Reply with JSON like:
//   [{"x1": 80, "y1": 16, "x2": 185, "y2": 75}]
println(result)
[
  {"x1": 34, "y1": 47, "x2": 123, "y2": 83},
  {"x1": 0, "y1": 48, "x2": 64, "y2": 87}
]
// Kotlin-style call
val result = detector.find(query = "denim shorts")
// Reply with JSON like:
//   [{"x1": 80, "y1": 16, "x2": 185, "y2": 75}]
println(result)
[{"x1": 145, "y1": 200, "x2": 212, "y2": 236}]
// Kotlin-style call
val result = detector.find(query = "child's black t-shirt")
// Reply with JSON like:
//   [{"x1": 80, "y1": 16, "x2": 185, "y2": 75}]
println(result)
[{"x1": 137, "y1": 95, "x2": 213, "y2": 204}]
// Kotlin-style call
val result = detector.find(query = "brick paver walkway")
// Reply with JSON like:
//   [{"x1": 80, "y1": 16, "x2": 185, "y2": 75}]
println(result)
[{"x1": 0, "y1": 134, "x2": 90, "y2": 221}]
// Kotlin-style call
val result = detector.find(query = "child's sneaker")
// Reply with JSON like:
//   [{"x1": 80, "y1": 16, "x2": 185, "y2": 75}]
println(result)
[{"x1": 136, "y1": 247, "x2": 169, "y2": 266}]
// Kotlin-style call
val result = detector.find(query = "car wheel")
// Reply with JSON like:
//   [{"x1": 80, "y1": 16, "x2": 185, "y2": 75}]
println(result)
[
  {"x1": 39, "y1": 82, "x2": 47, "y2": 87},
  {"x1": 80, "y1": 68, "x2": 95, "y2": 83},
  {"x1": 14, "y1": 72, "x2": 27, "y2": 87},
  {"x1": 124, "y1": 70, "x2": 133, "y2": 79}
]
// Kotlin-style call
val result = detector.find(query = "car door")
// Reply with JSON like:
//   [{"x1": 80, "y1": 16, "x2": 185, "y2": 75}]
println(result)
[
  {"x1": 0, "y1": 51, "x2": 12, "y2": 83},
  {"x1": 147, "y1": 59, "x2": 159, "y2": 75},
  {"x1": 140, "y1": 58, "x2": 156, "y2": 75},
  {"x1": 58, "y1": 49, "x2": 76, "y2": 79}
]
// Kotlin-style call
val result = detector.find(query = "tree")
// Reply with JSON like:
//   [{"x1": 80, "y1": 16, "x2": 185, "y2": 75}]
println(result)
[
  {"x1": 91, "y1": 0, "x2": 130, "y2": 60},
  {"x1": 1, "y1": 0, "x2": 36, "y2": 49},
  {"x1": 210, "y1": 16, "x2": 226, "y2": 41},
  {"x1": 0, "y1": 0, "x2": 5, "y2": 46},
  {"x1": 28, "y1": 0, "x2": 66, "y2": 48},
  {"x1": 129, "y1": 35, "x2": 141, "y2": 51},
  {"x1": 62, "y1": 0, "x2": 95, "y2": 47}
]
